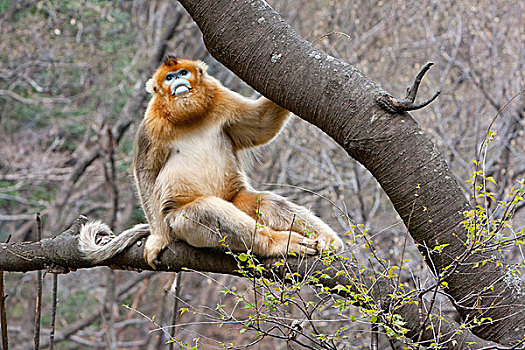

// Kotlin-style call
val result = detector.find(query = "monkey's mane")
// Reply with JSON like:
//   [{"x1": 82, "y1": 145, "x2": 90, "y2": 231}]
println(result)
[{"x1": 163, "y1": 55, "x2": 178, "y2": 65}]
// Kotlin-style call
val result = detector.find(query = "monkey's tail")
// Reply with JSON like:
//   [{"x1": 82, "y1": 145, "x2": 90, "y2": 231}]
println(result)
[{"x1": 79, "y1": 221, "x2": 150, "y2": 263}]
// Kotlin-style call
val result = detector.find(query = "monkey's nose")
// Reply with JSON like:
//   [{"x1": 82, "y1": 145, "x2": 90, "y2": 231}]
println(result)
[{"x1": 171, "y1": 79, "x2": 192, "y2": 96}]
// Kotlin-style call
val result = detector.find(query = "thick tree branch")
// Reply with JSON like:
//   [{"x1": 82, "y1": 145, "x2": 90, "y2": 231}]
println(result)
[
  {"x1": 0, "y1": 218, "x2": 499, "y2": 349},
  {"x1": 0, "y1": 217, "x2": 236, "y2": 274},
  {"x1": 177, "y1": 0, "x2": 525, "y2": 345}
]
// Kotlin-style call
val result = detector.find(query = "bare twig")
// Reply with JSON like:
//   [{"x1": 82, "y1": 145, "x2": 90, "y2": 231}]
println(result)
[
  {"x1": 476, "y1": 88, "x2": 525, "y2": 163},
  {"x1": 153, "y1": 275, "x2": 175, "y2": 348},
  {"x1": 33, "y1": 214, "x2": 43, "y2": 350},
  {"x1": 49, "y1": 273, "x2": 58, "y2": 350},
  {"x1": 105, "y1": 127, "x2": 119, "y2": 230},
  {"x1": 376, "y1": 62, "x2": 441, "y2": 113},
  {"x1": 0, "y1": 89, "x2": 71, "y2": 105},
  {"x1": 104, "y1": 269, "x2": 117, "y2": 350},
  {"x1": 104, "y1": 125, "x2": 119, "y2": 350},
  {"x1": 310, "y1": 30, "x2": 351, "y2": 44},
  {"x1": 371, "y1": 322, "x2": 379, "y2": 350},
  {"x1": 0, "y1": 235, "x2": 9, "y2": 350},
  {"x1": 168, "y1": 272, "x2": 183, "y2": 350},
  {"x1": 122, "y1": 304, "x2": 176, "y2": 345},
  {"x1": 0, "y1": 270, "x2": 7, "y2": 350}
]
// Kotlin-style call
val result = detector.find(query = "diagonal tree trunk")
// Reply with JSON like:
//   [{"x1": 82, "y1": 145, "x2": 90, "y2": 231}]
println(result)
[{"x1": 177, "y1": 0, "x2": 525, "y2": 345}]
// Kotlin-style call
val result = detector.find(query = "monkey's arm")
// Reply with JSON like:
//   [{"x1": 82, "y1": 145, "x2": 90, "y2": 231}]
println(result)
[
  {"x1": 132, "y1": 123, "x2": 166, "y2": 224},
  {"x1": 133, "y1": 123, "x2": 177, "y2": 266},
  {"x1": 224, "y1": 96, "x2": 290, "y2": 150}
]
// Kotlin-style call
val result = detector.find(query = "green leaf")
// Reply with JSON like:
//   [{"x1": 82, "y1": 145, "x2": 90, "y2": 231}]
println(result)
[{"x1": 238, "y1": 253, "x2": 249, "y2": 262}]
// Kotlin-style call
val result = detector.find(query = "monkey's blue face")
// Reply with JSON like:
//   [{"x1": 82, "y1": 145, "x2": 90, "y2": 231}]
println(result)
[
  {"x1": 164, "y1": 69, "x2": 193, "y2": 96},
  {"x1": 147, "y1": 58, "x2": 208, "y2": 98}
]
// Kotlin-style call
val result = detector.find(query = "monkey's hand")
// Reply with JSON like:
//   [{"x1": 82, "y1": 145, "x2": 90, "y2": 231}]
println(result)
[{"x1": 143, "y1": 233, "x2": 171, "y2": 268}]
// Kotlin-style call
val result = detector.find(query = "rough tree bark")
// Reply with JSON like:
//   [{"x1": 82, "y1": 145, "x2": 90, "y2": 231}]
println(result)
[{"x1": 174, "y1": 0, "x2": 524, "y2": 346}]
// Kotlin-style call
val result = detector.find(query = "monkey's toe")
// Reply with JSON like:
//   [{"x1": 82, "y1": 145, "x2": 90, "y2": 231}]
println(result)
[
  {"x1": 143, "y1": 248, "x2": 160, "y2": 269},
  {"x1": 317, "y1": 235, "x2": 344, "y2": 255},
  {"x1": 298, "y1": 238, "x2": 318, "y2": 255},
  {"x1": 143, "y1": 234, "x2": 170, "y2": 269}
]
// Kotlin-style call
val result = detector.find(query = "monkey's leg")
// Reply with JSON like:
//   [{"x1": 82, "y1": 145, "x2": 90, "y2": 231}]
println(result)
[
  {"x1": 232, "y1": 191, "x2": 344, "y2": 254},
  {"x1": 163, "y1": 196, "x2": 319, "y2": 258}
]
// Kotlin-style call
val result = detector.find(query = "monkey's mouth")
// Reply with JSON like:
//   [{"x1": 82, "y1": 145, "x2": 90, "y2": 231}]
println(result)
[{"x1": 170, "y1": 79, "x2": 192, "y2": 96}]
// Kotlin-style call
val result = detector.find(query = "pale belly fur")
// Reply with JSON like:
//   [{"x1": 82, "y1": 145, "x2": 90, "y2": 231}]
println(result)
[{"x1": 155, "y1": 125, "x2": 242, "y2": 200}]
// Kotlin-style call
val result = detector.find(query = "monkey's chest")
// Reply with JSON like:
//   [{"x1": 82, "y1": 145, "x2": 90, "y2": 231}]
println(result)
[{"x1": 155, "y1": 128, "x2": 242, "y2": 199}]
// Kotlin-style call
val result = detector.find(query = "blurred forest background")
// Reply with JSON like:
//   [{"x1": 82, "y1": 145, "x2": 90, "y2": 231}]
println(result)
[{"x1": 0, "y1": 0, "x2": 523, "y2": 348}]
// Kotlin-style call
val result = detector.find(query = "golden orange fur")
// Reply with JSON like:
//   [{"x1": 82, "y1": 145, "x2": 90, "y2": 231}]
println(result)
[{"x1": 131, "y1": 57, "x2": 344, "y2": 267}]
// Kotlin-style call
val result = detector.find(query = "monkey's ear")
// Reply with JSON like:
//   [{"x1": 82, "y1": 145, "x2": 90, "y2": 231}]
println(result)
[
  {"x1": 196, "y1": 61, "x2": 208, "y2": 75},
  {"x1": 145, "y1": 78, "x2": 158, "y2": 94}
]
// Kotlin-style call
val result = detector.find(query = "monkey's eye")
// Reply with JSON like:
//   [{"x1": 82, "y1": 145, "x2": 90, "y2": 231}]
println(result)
[
  {"x1": 165, "y1": 74, "x2": 174, "y2": 82},
  {"x1": 177, "y1": 69, "x2": 191, "y2": 79}
]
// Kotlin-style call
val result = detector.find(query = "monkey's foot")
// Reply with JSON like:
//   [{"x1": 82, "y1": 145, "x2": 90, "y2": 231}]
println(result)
[
  {"x1": 316, "y1": 234, "x2": 344, "y2": 255},
  {"x1": 144, "y1": 234, "x2": 170, "y2": 268},
  {"x1": 269, "y1": 230, "x2": 319, "y2": 256}
]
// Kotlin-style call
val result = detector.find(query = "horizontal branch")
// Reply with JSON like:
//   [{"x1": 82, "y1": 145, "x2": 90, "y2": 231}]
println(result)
[
  {"x1": 0, "y1": 217, "x2": 498, "y2": 349},
  {"x1": 0, "y1": 216, "x2": 237, "y2": 274}
]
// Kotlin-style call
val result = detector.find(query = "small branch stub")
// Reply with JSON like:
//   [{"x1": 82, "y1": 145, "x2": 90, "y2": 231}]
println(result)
[{"x1": 376, "y1": 62, "x2": 441, "y2": 113}]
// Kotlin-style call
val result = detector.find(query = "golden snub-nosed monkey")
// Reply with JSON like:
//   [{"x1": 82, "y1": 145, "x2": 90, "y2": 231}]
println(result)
[{"x1": 79, "y1": 56, "x2": 344, "y2": 267}]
